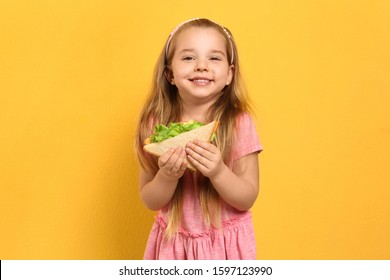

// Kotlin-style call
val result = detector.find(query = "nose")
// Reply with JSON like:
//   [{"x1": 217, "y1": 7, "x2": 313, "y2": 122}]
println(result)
[{"x1": 195, "y1": 59, "x2": 208, "y2": 72}]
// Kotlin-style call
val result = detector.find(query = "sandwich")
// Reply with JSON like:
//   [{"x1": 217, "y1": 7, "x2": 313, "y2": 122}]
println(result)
[{"x1": 143, "y1": 120, "x2": 219, "y2": 171}]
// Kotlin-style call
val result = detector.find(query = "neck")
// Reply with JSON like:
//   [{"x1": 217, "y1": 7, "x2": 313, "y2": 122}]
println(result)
[{"x1": 180, "y1": 101, "x2": 213, "y2": 123}]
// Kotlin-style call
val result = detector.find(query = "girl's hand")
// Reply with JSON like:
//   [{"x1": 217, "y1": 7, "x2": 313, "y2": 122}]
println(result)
[
  {"x1": 186, "y1": 140, "x2": 226, "y2": 178},
  {"x1": 158, "y1": 147, "x2": 187, "y2": 180}
]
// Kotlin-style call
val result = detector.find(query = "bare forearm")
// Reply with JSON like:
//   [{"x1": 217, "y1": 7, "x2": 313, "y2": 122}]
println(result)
[
  {"x1": 140, "y1": 170, "x2": 179, "y2": 211},
  {"x1": 210, "y1": 164, "x2": 258, "y2": 211}
]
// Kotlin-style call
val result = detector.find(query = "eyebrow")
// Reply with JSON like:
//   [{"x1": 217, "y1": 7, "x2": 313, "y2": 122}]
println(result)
[{"x1": 178, "y1": 48, "x2": 227, "y2": 57}]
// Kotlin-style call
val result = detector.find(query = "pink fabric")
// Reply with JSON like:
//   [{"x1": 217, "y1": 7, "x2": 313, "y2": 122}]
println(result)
[{"x1": 143, "y1": 112, "x2": 263, "y2": 260}]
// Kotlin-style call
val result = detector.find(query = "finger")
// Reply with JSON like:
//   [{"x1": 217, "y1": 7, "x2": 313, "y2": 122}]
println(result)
[
  {"x1": 158, "y1": 148, "x2": 175, "y2": 167},
  {"x1": 186, "y1": 147, "x2": 211, "y2": 169},
  {"x1": 187, "y1": 154, "x2": 207, "y2": 172},
  {"x1": 192, "y1": 140, "x2": 218, "y2": 154},
  {"x1": 177, "y1": 156, "x2": 188, "y2": 174},
  {"x1": 186, "y1": 141, "x2": 213, "y2": 160},
  {"x1": 164, "y1": 147, "x2": 184, "y2": 170},
  {"x1": 171, "y1": 148, "x2": 186, "y2": 172}
]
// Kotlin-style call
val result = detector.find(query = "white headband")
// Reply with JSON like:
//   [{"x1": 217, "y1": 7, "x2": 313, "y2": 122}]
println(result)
[{"x1": 164, "y1": 18, "x2": 234, "y2": 65}]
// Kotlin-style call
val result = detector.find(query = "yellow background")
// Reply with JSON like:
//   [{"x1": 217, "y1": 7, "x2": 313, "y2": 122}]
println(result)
[{"x1": 1, "y1": 0, "x2": 389, "y2": 259}]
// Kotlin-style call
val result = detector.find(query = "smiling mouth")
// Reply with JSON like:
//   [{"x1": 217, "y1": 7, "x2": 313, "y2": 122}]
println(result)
[{"x1": 189, "y1": 78, "x2": 213, "y2": 85}]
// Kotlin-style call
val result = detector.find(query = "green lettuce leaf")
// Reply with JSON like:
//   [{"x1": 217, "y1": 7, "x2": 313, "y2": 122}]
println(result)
[
  {"x1": 150, "y1": 120, "x2": 205, "y2": 143},
  {"x1": 210, "y1": 132, "x2": 217, "y2": 142}
]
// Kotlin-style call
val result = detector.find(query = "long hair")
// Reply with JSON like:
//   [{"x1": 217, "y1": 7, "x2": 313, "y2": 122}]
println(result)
[{"x1": 135, "y1": 18, "x2": 252, "y2": 238}]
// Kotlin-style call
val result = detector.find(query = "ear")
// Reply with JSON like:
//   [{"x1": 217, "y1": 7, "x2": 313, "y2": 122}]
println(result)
[
  {"x1": 226, "y1": 64, "x2": 234, "y2": 85},
  {"x1": 164, "y1": 67, "x2": 175, "y2": 85}
]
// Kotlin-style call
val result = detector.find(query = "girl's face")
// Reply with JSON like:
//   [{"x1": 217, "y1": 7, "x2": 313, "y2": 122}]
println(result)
[{"x1": 169, "y1": 27, "x2": 234, "y2": 106}]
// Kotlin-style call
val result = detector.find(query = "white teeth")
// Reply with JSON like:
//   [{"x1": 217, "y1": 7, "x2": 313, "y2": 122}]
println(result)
[{"x1": 193, "y1": 79, "x2": 209, "y2": 83}]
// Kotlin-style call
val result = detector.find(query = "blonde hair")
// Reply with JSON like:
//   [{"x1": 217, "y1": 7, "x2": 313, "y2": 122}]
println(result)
[{"x1": 135, "y1": 18, "x2": 252, "y2": 238}]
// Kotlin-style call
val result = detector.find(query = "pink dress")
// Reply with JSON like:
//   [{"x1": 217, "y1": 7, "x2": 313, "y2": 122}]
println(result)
[{"x1": 143, "y1": 113, "x2": 263, "y2": 260}]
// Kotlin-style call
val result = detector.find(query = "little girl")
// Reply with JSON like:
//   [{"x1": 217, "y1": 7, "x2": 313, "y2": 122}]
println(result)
[{"x1": 135, "y1": 18, "x2": 263, "y2": 260}]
